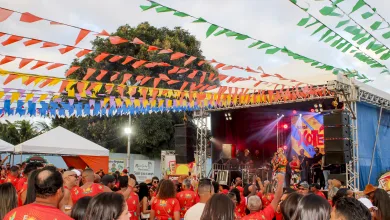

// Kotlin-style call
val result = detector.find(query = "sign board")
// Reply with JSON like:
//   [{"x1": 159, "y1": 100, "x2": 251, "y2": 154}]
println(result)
[
  {"x1": 161, "y1": 150, "x2": 176, "y2": 175},
  {"x1": 134, "y1": 160, "x2": 155, "y2": 182},
  {"x1": 109, "y1": 159, "x2": 125, "y2": 173}
]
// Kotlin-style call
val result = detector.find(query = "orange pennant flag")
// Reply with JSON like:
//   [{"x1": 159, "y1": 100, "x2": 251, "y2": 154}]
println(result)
[
  {"x1": 168, "y1": 66, "x2": 179, "y2": 74},
  {"x1": 0, "y1": 56, "x2": 16, "y2": 65},
  {"x1": 110, "y1": 72, "x2": 120, "y2": 82},
  {"x1": 41, "y1": 42, "x2": 59, "y2": 48},
  {"x1": 0, "y1": 8, "x2": 13, "y2": 22},
  {"x1": 208, "y1": 73, "x2": 215, "y2": 81},
  {"x1": 135, "y1": 75, "x2": 144, "y2": 82},
  {"x1": 105, "y1": 84, "x2": 114, "y2": 94},
  {"x1": 122, "y1": 56, "x2": 135, "y2": 65},
  {"x1": 94, "y1": 53, "x2": 110, "y2": 63},
  {"x1": 170, "y1": 52, "x2": 186, "y2": 60},
  {"x1": 154, "y1": 78, "x2": 161, "y2": 88},
  {"x1": 77, "y1": 82, "x2": 85, "y2": 93},
  {"x1": 109, "y1": 36, "x2": 128, "y2": 45},
  {"x1": 246, "y1": 67, "x2": 259, "y2": 73},
  {"x1": 38, "y1": 78, "x2": 53, "y2": 88},
  {"x1": 253, "y1": 81, "x2": 262, "y2": 87},
  {"x1": 132, "y1": 37, "x2": 145, "y2": 45},
  {"x1": 158, "y1": 62, "x2": 170, "y2": 67},
  {"x1": 31, "y1": 61, "x2": 48, "y2": 70},
  {"x1": 109, "y1": 55, "x2": 123, "y2": 62},
  {"x1": 261, "y1": 73, "x2": 272, "y2": 78},
  {"x1": 20, "y1": 12, "x2": 42, "y2": 23},
  {"x1": 24, "y1": 76, "x2": 36, "y2": 86},
  {"x1": 75, "y1": 49, "x2": 91, "y2": 58},
  {"x1": 121, "y1": 74, "x2": 132, "y2": 85},
  {"x1": 226, "y1": 76, "x2": 235, "y2": 83},
  {"x1": 152, "y1": 89, "x2": 159, "y2": 100},
  {"x1": 222, "y1": 65, "x2": 234, "y2": 70},
  {"x1": 199, "y1": 85, "x2": 210, "y2": 92},
  {"x1": 117, "y1": 86, "x2": 125, "y2": 97},
  {"x1": 59, "y1": 46, "x2": 75, "y2": 54},
  {"x1": 159, "y1": 74, "x2": 170, "y2": 81},
  {"x1": 96, "y1": 70, "x2": 108, "y2": 81},
  {"x1": 144, "y1": 62, "x2": 158, "y2": 68},
  {"x1": 180, "y1": 81, "x2": 189, "y2": 91},
  {"x1": 83, "y1": 68, "x2": 96, "y2": 80},
  {"x1": 58, "y1": 80, "x2": 68, "y2": 92},
  {"x1": 184, "y1": 56, "x2": 196, "y2": 66},
  {"x1": 158, "y1": 49, "x2": 173, "y2": 54},
  {"x1": 215, "y1": 63, "x2": 225, "y2": 69},
  {"x1": 167, "y1": 80, "x2": 180, "y2": 85},
  {"x1": 3, "y1": 74, "x2": 18, "y2": 85},
  {"x1": 187, "y1": 70, "x2": 198, "y2": 79},
  {"x1": 2, "y1": 35, "x2": 23, "y2": 46},
  {"x1": 23, "y1": 39, "x2": 42, "y2": 46},
  {"x1": 86, "y1": 82, "x2": 98, "y2": 92},
  {"x1": 75, "y1": 29, "x2": 90, "y2": 45},
  {"x1": 65, "y1": 66, "x2": 80, "y2": 77},
  {"x1": 132, "y1": 60, "x2": 147, "y2": 69},
  {"x1": 200, "y1": 72, "x2": 206, "y2": 84},
  {"x1": 140, "y1": 76, "x2": 151, "y2": 85},
  {"x1": 147, "y1": 46, "x2": 159, "y2": 51},
  {"x1": 96, "y1": 30, "x2": 110, "y2": 36},
  {"x1": 198, "y1": 60, "x2": 205, "y2": 66},
  {"x1": 177, "y1": 68, "x2": 189, "y2": 74},
  {"x1": 141, "y1": 88, "x2": 147, "y2": 100},
  {"x1": 207, "y1": 85, "x2": 217, "y2": 91},
  {"x1": 46, "y1": 63, "x2": 65, "y2": 70},
  {"x1": 218, "y1": 74, "x2": 228, "y2": 81}
]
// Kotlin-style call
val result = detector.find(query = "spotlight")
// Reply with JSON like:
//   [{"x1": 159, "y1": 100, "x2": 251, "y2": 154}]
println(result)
[
  {"x1": 228, "y1": 113, "x2": 231, "y2": 117},
  {"x1": 292, "y1": 110, "x2": 297, "y2": 114},
  {"x1": 225, "y1": 113, "x2": 228, "y2": 117},
  {"x1": 299, "y1": 114, "x2": 302, "y2": 117},
  {"x1": 319, "y1": 104, "x2": 323, "y2": 108},
  {"x1": 320, "y1": 108, "x2": 323, "y2": 112},
  {"x1": 283, "y1": 124, "x2": 289, "y2": 129},
  {"x1": 283, "y1": 145, "x2": 288, "y2": 150},
  {"x1": 314, "y1": 104, "x2": 318, "y2": 108},
  {"x1": 282, "y1": 114, "x2": 285, "y2": 117},
  {"x1": 277, "y1": 113, "x2": 280, "y2": 116},
  {"x1": 310, "y1": 109, "x2": 315, "y2": 113},
  {"x1": 228, "y1": 117, "x2": 232, "y2": 120},
  {"x1": 315, "y1": 109, "x2": 319, "y2": 113}
]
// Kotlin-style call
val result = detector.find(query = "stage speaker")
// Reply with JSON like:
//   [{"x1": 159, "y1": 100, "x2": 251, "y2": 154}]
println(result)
[
  {"x1": 174, "y1": 124, "x2": 195, "y2": 164},
  {"x1": 329, "y1": 173, "x2": 347, "y2": 184},
  {"x1": 324, "y1": 139, "x2": 352, "y2": 164},
  {"x1": 324, "y1": 112, "x2": 349, "y2": 126},
  {"x1": 324, "y1": 127, "x2": 350, "y2": 139}
]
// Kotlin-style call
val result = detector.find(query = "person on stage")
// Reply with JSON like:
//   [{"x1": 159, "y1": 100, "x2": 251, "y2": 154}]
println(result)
[
  {"x1": 241, "y1": 149, "x2": 252, "y2": 165},
  {"x1": 289, "y1": 155, "x2": 301, "y2": 186},
  {"x1": 273, "y1": 148, "x2": 288, "y2": 174},
  {"x1": 311, "y1": 147, "x2": 325, "y2": 189},
  {"x1": 252, "y1": 150, "x2": 262, "y2": 168},
  {"x1": 298, "y1": 149, "x2": 309, "y2": 182}
]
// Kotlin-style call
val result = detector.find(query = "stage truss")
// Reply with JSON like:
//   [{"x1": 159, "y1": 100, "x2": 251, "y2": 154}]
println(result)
[{"x1": 193, "y1": 109, "x2": 209, "y2": 178}]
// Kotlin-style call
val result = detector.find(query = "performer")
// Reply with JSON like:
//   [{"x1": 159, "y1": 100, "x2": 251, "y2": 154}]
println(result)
[
  {"x1": 241, "y1": 149, "x2": 252, "y2": 165},
  {"x1": 310, "y1": 147, "x2": 325, "y2": 189},
  {"x1": 289, "y1": 155, "x2": 301, "y2": 186},
  {"x1": 272, "y1": 148, "x2": 288, "y2": 174},
  {"x1": 298, "y1": 149, "x2": 309, "y2": 182}
]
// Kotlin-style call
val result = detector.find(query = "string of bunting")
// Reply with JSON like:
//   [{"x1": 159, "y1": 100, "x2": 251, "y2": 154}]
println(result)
[
  {"x1": 139, "y1": 0, "x2": 372, "y2": 83},
  {"x1": 0, "y1": 8, "x2": 303, "y2": 85},
  {"x1": 290, "y1": 0, "x2": 385, "y2": 79}
]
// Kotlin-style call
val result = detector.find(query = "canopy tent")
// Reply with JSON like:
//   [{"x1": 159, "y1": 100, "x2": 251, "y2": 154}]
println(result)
[
  {"x1": 0, "y1": 139, "x2": 14, "y2": 152},
  {"x1": 15, "y1": 126, "x2": 109, "y2": 172}
]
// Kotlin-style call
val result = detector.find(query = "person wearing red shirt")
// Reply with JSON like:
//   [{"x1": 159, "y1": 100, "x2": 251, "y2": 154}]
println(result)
[
  {"x1": 150, "y1": 180, "x2": 180, "y2": 220},
  {"x1": 310, "y1": 183, "x2": 326, "y2": 199},
  {"x1": 17, "y1": 162, "x2": 41, "y2": 206},
  {"x1": 5, "y1": 166, "x2": 19, "y2": 188},
  {"x1": 242, "y1": 173, "x2": 285, "y2": 220},
  {"x1": 176, "y1": 179, "x2": 197, "y2": 218},
  {"x1": 3, "y1": 166, "x2": 73, "y2": 220},
  {"x1": 73, "y1": 169, "x2": 110, "y2": 203},
  {"x1": 59, "y1": 170, "x2": 79, "y2": 215},
  {"x1": 117, "y1": 176, "x2": 139, "y2": 220}
]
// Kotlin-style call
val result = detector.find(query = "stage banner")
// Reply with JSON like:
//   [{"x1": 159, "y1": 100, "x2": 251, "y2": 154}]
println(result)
[
  {"x1": 134, "y1": 160, "x2": 155, "y2": 182},
  {"x1": 291, "y1": 114, "x2": 324, "y2": 157},
  {"x1": 109, "y1": 159, "x2": 125, "y2": 173}
]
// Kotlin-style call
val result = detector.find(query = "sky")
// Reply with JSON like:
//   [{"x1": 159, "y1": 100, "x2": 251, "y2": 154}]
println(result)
[{"x1": 0, "y1": 0, "x2": 390, "y2": 122}]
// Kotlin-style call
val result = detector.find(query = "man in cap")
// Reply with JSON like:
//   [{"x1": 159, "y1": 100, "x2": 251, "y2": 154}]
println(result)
[{"x1": 298, "y1": 181, "x2": 310, "y2": 195}]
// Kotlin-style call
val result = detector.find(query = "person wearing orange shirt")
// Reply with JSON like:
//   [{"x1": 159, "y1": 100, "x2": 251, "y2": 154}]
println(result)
[
  {"x1": 6, "y1": 166, "x2": 19, "y2": 188},
  {"x1": 176, "y1": 179, "x2": 197, "y2": 218},
  {"x1": 117, "y1": 176, "x2": 139, "y2": 220},
  {"x1": 73, "y1": 169, "x2": 110, "y2": 203},
  {"x1": 3, "y1": 166, "x2": 73, "y2": 220},
  {"x1": 17, "y1": 162, "x2": 41, "y2": 206},
  {"x1": 310, "y1": 183, "x2": 326, "y2": 199},
  {"x1": 59, "y1": 170, "x2": 79, "y2": 215},
  {"x1": 150, "y1": 180, "x2": 180, "y2": 220}
]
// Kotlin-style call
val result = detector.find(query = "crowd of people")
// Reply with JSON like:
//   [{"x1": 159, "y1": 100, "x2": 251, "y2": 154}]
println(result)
[{"x1": 0, "y1": 160, "x2": 390, "y2": 220}]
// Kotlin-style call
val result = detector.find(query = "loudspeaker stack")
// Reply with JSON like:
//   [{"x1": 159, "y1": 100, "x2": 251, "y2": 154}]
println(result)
[{"x1": 174, "y1": 124, "x2": 195, "y2": 164}]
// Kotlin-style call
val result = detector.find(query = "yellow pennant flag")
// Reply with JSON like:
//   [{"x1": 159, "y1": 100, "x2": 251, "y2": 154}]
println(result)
[
  {"x1": 115, "y1": 98, "x2": 122, "y2": 107},
  {"x1": 33, "y1": 77, "x2": 44, "y2": 86},
  {"x1": 0, "y1": 91, "x2": 4, "y2": 99},
  {"x1": 124, "y1": 99, "x2": 131, "y2": 107},
  {"x1": 25, "y1": 93, "x2": 34, "y2": 102},
  {"x1": 158, "y1": 99, "x2": 164, "y2": 107},
  {"x1": 142, "y1": 99, "x2": 149, "y2": 108},
  {"x1": 167, "y1": 99, "x2": 172, "y2": 108},
  {"x1": 49, "y1": 79, "x2": 61, "y2": 86},
  {"x1": 103, "y1": 97, "x2": 110, "y2": 107},
  {"x1": 151, "y1": 99, "x2": 156, "y2": 107},
  {"x1": 134, "y1": 99, "x2": 140, "y2": 107},
  {"x1": 11, "y1": 92, "x2": 20, "y2": 103},
  {"x1": 38, "y1": 94, "x2": 48, "y2": 102}
]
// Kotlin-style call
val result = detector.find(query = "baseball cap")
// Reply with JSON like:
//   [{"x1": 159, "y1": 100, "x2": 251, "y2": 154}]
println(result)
[{"x1": 71, "y1": 169, "x2": 81, "y2": 177}]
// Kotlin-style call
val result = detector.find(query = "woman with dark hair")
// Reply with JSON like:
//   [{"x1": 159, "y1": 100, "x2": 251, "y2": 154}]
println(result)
[
  {"x1": 281, "y1": 192, "x2": 303, "y2": 220},
  {"x1": 150, "y1": 180, "x2": 180, "y2": 220},
  {"x1": 0, "y1": 183, "x2": 17, "y2": 219},
  {"x1": 70, "y1": 196, "x2": 92, "y2": 220},
  {"x1": 201, "y1": 194, "x2": 236, "y2": 220},
  {"x1": 332, "y1": 188, "x2": 354, "y2": 206},
  {"x1": 24, "y1": 169, "x2": 39, "y2": 205},
  {"x1": 230, "y1": 187, "x2": 246, "y2": 217},
  {"x1": 372, "y1": 188, "x2": 390, "y2": 220},
  {"x1": 138, "y1": 182, "x2": 151, "y2": 220},
  {"x1": 291, "y1": 194, "x2": 331, "y2": 220},
  {"x1": 84, "y1": 192, "x2": 130, "y2": 220}
]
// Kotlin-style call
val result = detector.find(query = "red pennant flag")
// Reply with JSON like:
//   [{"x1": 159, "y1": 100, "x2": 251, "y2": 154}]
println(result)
[
  {"x1": 41, "y1": 42, "x2": 59, "y2": 48},
  {"x1": 65, "y1": 66, "x2": 80, "y2": 77},
  {"x1": 144, "y1": 62, "x2": 158, "y2": 68},
  {"x1": 152, "y1": 89, "x2": 159, "y2": 100},
  {"x1": 0, "y1": 8, "x2": 13, "y2": 22},
  {"x1": 0, "y1": 56, "x2": 16, "y2": 65},
  {"x1": 154, "y1": 78, "x2": 161, "y2": 88},
  {"x1": 110, "y1": 72, "x2": 120, "y2": 82},
  {"x1": 83, "y1": 68, "x2": 96, "y2": 80},
  {"x1": 159, "y1": 74, "x2": 170, "y2": 81},
  {"x1": 0, "y1": 33, "x2": 5, "y2": 37},
  {"x1": 86, "y1": 82, "x2": 98, "y2": 92},
  {"x1": 105, "y1": 84, "x2": 114, "y2": 94},
  {"x1": 207, "y1": 85, "x2": 217, "y2": 90},
  {"x1": 122, "y1": 56, "x2": 134, "y2": 65},
  {"x1": 170, "y1": 52, "x2": 186, "y2": 60},
  {"x1": 75, "y1": 49, "x2": 91, "y2": 58},
  {"x1": 46, "y1": 63, "x2": 65, "y2": 70},
  {"x1": 31, "y1": 61, "x2": 48, "y2": 70},
  {"x1": 132, "y1": 60, "x2": 147, "y2": 69},
  {"x1": 180, "y1": 81, "x2": 189, "y2": 91},
  {"x1": 3, "y1": 74, "x2": 18, "y2": 85},
  {"x1": 121, "y1": 73, "x2": 132, "y2": 85},
  {"x1": 222, "y1": 65, "x2": 234, "y2": 70},
  {"x1": 94, "y1": 53, "x2": 110, "y2": 63},
  {"x1": 190, "y1": 83, "x2": 197, "y2": 92},
  {"x1": 199, "y1": 85, "x2": 210, "y2": 92},
  {"x1": 168, "y1": 66, "x2": 179, "y2": 74},
  {"x1": 246, "y1": 67, "x2": 259, "y2": 73},
  {"x1": 140, "y1": 76, "x2": 151, "y2": 85},
  {"x1": 2, "y1": 35, "x2": 23, "y2": 46},
  {"x1": 109, "y1": 36, "x2": 128, "y2": 45},
  {"x1": 109, "y1": 55, "x2": 123, "y2": 62},
  {"x1": 198, "y1": 60, "x2": 205, "y2": 66},
  {"x1": 75, "y1": 29, "x2": 90, "y2": 45},
  {"x1": 158, "y1": 62, "x2": 170, "y2": 67},
  {"x1": 117, "y1": 86, "x2": 125, "y2": 97},
  {"x1": 19, "y1": 58, "x2": 34, "y2": 68},
  {"x1": 96, "y1": 70, "x2": 108, "y2": 81},
  {"x1": 59, "y1": 46, "x2": 75, "y2": 54},
  {"x1": 226, "y1": 76, "x2": 235, "y2": 83},
  {"x1": 141, "y1": 88, "x2": 147, "y2": 100},
  {"x1": 132, "y1": 37, "x2": 145, "y2": 45},
  {"x1": 24, "y1": 76, "x2": 36, "y2": 86},
  {"x1": 253, "y1": 81, "x2": 262, "y2": 87},
  {"x1": 218, "y1": 74, "x2": 228, "y2": 81},
  {"x1": 208, "y1": 73, "x2": 215, "y2": 81},
  {"x1": 23, "y1": 39, "x2": 42, "y2": 46},
  {"x1": 215, "y1": 63, "x2": 225, "y2": 69},
  {"x1": 187, "y1": 70, "x2": 198, "y2": 79},
  {"x1": 261, "y1": 73, "x2": 272, "y2": 78},
  {"x1": 158, "y1": 49, "x2": 173, "y2": 54},
  {"x1": 58, "y1": 80, "x2": 69, "y2": 92},
  {"x1": 167, "y1": 80, "x2": 180, "y2": 85},
  {"x1": 177, "y1": 68, "x2": 189, "y2": 74},
  {"x1": 184, "y1": 56, "x2": 196, "y2": 66},
  {"x1": 147, "y1": 46, "x2": 159, "y2": 51},
  {"x1": 96, "y1": 30, "x2": 110, "y2": 36},
  {"x1": 200, "y1": 72, "x2": 206, "y2": 84},
  {"x1": 135, "y1": 75, "x2": 144, "y2": 82},
  {"x1": 20, "y1": 12, "x2": 42, "y2": 23},
  {"x1": 38, "y1": 78, "x2": 53, "y2": 88}
]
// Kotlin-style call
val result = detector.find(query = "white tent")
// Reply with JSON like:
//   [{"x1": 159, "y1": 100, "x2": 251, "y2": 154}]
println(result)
[
  {"x1": 14, "y1": 126, "x2": 109, "y2": 156},
  {"x1": 0, "y1": 139, "x2": 14, "y2": 152}
]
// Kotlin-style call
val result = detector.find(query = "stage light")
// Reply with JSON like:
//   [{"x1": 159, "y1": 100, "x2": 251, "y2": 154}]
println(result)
[
  {"x1": 228, "y1": 113, "x2": 231, "y2": 117},
  {"x1": 283, "y1": 145, "x2": 288, "y2": 150},
  {"x1": 315, "y1": 109, "x2": 319, "y2": 113},
  {"x1": 283, "y1": 124, "x2": 288, "y2": 129},
  {"x1": 320, "y1": 108, "x2": 323, "y2": 112},
  {"x1": 277, "y1": 113, "x2": 280, "y2": 116},
  {"x1": 299, "y1": 114, "x2": 302, "y2": 117},
  {"x1": 282, "y1": 114, "x2": 285, "y2": 117},
  {"x1": 314, "y1": 104, "x2": 318, "y2": 108},
  {"x1": 225, "y1": 113, "x2": 228, "y2": 117},
  {"x1": 310, "y1": 109, "x2": 315, "y2": 112},
  {"x1": 228, "y1": 117, "x2": 232, "y2": 120},
  {"x1": 319, "y1": 104, "x2": 323, "y2": 108},
  {"x1": 293, "y1": 110, "x2": 297, "y2": 114}
]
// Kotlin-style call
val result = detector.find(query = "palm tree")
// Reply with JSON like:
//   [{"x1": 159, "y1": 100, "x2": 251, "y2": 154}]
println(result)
[
  {"x1": 35, "y1": 121, "x2": 52, "y2": 134},
  {"x1": 0, "y1": 120, "x2": 39, "y2": 145}
]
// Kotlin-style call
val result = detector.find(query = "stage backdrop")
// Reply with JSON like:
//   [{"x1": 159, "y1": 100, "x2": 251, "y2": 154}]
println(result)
[{"x1": 291, "y1": 114, "x2": 324, "y2": 157}]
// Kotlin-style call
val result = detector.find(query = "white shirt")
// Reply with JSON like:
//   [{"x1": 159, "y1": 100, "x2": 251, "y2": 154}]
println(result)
[{"x1": 184, "y1": 203, "x2": 205, "y2": 220}]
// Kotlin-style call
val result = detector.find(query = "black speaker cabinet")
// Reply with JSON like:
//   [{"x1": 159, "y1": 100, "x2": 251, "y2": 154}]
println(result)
[
  {"x1": 174, "y1": 124, "x2": 195, "y2": 164},
  {"x1": 324, "y1": 126, "x2": 350, "y2": 139},
  {"x1": 324, "y1": 139, "x2": 351, "y2": 152},
  {"x1": 324, "y1": 151, "x2": 352, "y2": 164},
  {"x1": 324, "y1": 112, "x2": 349, "y2": 126}
]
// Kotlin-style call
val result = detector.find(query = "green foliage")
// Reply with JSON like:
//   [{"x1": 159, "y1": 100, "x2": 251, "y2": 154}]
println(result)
[{"x1": 0, "y1": 120, "x2": 39, "y2": 145}]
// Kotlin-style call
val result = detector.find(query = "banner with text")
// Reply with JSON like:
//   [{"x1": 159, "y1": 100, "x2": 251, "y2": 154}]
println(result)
[
  {"x1": 109, "y1": 159, "x2": 125, "y2": 173},
  {"x1": 134, "y1": 160, "x2": 155, "y2": 182}
]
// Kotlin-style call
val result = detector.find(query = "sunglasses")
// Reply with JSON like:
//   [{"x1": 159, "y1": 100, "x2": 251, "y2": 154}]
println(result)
[
  {"x1": 153, "y1": 181, "x2": 159, "y2": 183},
  {"x1": 298, "y1": 188, "x2": 305, "y2": 190}
]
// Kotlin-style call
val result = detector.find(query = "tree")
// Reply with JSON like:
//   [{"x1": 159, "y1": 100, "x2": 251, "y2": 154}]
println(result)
[
  {"x1": 52, "y1": 22, "x2": 218, "y2": 158},
  {"x1": 0, "y1": 120, "x2": 38, "y2": 145}
]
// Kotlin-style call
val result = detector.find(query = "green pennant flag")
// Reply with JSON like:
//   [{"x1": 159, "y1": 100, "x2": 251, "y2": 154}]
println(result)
[
  {"x1": 235, "y1": 34, "x2": 250, "y2": 40},
  {"x1": 311, "y1": 62, "x2": 320, "y2": 66},
  {"x1": 352, "y1": 32, "x2": 366, "y2": 41},
  {"x1": 332, "y1": 0, "x2": 344, "y2": 5},
  {"x1": 382, "y1": 31, "x2": 390, "y2": 39},
  {"x1": 332, "y1": 69, "x2": 341, "y2": 75},
  {"x1": 342, "y1": 44, "x2": 353, "y2": 53},
  {"x1": 258, "y1": 43, "x2": 272, "y2": 49},
  {"x1": 225, "y1": 31, "x2": 239, "y2": 37},
  {"x1": 248, "y1": 41, "x2": 263, "y2": 48},
  {"x1": 206, "y1": 24, "x2": 219, "y2": 38},
  {"x1": 337, "y1": 41, "x2": 348, "y2": 50},
  {"x1": 351, "y1": 0, "x2": 366, "y2": 14},
  {"x1": 266, "y1": 47, "x2": 281, "y2": 54},
  {"x1": 325, "y1": 34, "x2": 337, "y2": 43},
  {"x1": 140, "y1": 2, "x2": 160, "y2": 11},
  {"x1": 375, "y1": 47, "x2": 387, "y2": 54},
  {"x1": 357, "y1": 36, "x2": 372, "y2": 45},
  {"x1": 311, "y1": 25, "x2": 326, "y2": 36},
  {"x1": 336, "y1": 20, "x2": 350, "y2": 28},
  {"x1": 320, "y1": 29, "x2": 332, "y2": 41},
  {"x1": 193, "y1": 17, "x2": 207, "y2": 23},
  {"x1": 361, "y1": 12, "x2": 374, "y2": 19},
  {"x1": 214, "y1": 29, "x2": 229, "y2": 36},
  {"x1": 173, "y1": 11, "x2": 189, "y2": 17},
  {"x1": 155, "y1": 6, "x2": 174, "y2": 13},
  {"x1": 366, "y1": 40, "x2": 375, "y2": 50},
  {"x1": 370, "y1": 21, "x2": 382, "y2": 30},
  {"x1": 331, "y1": 38, "x2": 343, "y2": 47},
  {"x1": 297, "y1": 16, "x2": 311, "y2": 26},
  {"x1": 380, "y1": 52, "x2": 390, "y2": 60},
  {"x1": 319, "y1": 6, "x2": 340, "y2": 16},
  {"x1": 306, "y1": 20, "x2": 320, "y2": 28}
]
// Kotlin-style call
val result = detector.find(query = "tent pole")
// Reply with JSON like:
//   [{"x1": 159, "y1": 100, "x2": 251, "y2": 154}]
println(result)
[
  {"x1": 127, "y1": 114, "x2": 132, "y2": 171},
  {"x1": 368, "y1": 106, "x2": 383, "y2": 184}
]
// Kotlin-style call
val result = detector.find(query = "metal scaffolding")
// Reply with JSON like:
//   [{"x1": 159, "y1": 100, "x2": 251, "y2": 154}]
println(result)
[{"x1": 193, "y1": 108, "x2": 209, "y2": 178}]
